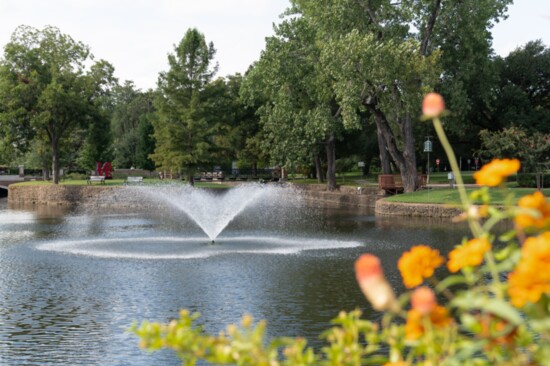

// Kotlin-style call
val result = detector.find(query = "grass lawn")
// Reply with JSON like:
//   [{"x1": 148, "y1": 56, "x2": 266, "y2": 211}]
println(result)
[
  {"x1": 289, "y1": 171, "x2": 479, "y2": 187},
  {"x1": 385, "y1": 187, "x2": 550, "y2": 205}
]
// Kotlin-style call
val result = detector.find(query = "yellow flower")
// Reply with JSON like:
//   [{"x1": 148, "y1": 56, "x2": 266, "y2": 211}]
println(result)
[
  {"x1": 515, "y1": 191, "x2": 550, "y2": 230},
  {"x1": 398, "y1": 245, "x2": 444, "y2": 288},
  {"x1": 473, "y1": 158, "x2": 520, "y2": 187},
  {"x1": 422, "y1": 92, "x2": 445, "y2": 118},
  {"x1": 383, "y1": 362, "x2": 409, "y2": 366},
  {"x1": 447, "y1": 237, "x2": 492, "y2": 273},
  {"x1": 508, "y1": 232, "x2": 550, "y2": 307},
  {"x1": 405, "y1": 305, "x2": 453, "y2": 340}
]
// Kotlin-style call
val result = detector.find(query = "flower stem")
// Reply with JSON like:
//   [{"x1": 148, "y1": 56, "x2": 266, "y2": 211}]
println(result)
[
  {"x1": 432, "y1": 117, "x2": 501, "y2": 293},
  {"x1": 432, "y1": 117, "x2": 483, "y2": 237}
]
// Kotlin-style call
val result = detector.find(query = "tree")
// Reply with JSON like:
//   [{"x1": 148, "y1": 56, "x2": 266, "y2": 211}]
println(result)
[
  {"x1": 151, "y1": 28, "x2": 219, "y2": 184},
  {"x1": 0, "y1": 25, "x2": 115, "y2": 183},
  {"x1": 242, "y1": 15, "x2": 348, "y2": 190},
  {"x1": 288, "y1": 0, "x2": 511, "y2": 192},
  {"x1": 76, "y1": 60, "x2": 117, "y2": 170},
  {"x1": 492, "y1": 40, "x2": 550, "y2": 134},
  {"x1": 111, "y1": 81, "x2": 156, "y2": 170}
]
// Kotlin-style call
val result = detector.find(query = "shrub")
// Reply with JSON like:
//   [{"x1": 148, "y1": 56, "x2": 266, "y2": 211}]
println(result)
[{"x1": 517, "y1": 173, "x2": 550, "y2": 188}]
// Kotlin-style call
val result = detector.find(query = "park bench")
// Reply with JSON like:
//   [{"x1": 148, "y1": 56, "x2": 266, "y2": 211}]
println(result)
[
  {"x1": 125, "y1": 176, "x2": 143, "y2": 185},
  {"x1": 87, "y1": 176, "x2": 105, "y2": 185},
  {"x1": 378, "y1": 174, "x2": 404, "y2": 194},
  {"x1": 378, "y1": 174, "x2": 428, "y2": 194}
]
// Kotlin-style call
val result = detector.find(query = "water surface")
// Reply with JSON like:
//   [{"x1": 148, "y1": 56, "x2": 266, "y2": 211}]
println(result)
[{"x1": 0, "y1": 194, "x2": 469, "y2": 365}]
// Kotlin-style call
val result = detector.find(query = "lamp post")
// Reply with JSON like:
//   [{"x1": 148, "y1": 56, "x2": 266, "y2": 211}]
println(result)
[{"x1": 424, "y1": 137, "x2": 433, "y2": 184}]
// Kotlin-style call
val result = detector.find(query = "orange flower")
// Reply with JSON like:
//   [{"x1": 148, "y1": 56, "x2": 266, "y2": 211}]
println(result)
[
  {"x1": 473, "y1": 158, "x2": 520, "y2": 187},
  {"x1": 355, "y1": 254, "x2": 399, "y2": 312},
  {"x1": 398, "y1": 245, "x2": 444, "y2": 288},
  {"x1": 383, "y1": 362, "x2": 408, "y2": 366},
  {"x1": 515, "y1": 191, "x2": 550, "y2": 230},
  {"x1": 508, "y1": 232, "x2": 550, "y2": 307},
  {"x1": 447, "y1": 237, "x2": 492, "y2": 273},
  {"x1": 411, "y1": 286, "x2": 437, "y2": 315},
  {"x1": 422, "y1": 92, "x2": 445, "y2": 118},
  {"x1": 405, "y1": 305, "x2": 453, "y2": 340}
]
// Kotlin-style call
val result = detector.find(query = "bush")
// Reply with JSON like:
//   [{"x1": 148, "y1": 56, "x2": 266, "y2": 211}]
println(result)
[{"x1": 517, "y1": 173, "x2": 550, "y2": 188}]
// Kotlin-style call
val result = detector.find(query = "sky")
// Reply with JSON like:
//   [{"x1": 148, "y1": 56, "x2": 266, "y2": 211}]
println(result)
[{"x1": 0, "y1": 0, "x2": 548, "y2": 91}]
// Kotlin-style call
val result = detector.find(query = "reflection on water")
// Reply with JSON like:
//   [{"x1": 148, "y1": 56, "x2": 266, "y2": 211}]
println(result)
[{"x1": 0, "y1": 196, "x2": 471, "y2": 365}]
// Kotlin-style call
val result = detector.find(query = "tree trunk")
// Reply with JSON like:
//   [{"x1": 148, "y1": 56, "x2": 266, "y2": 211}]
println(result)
[
  {"x1": 314, "y1": 153, "x2": 324, "y2": 183},
  {"x1": 187, "y1": 173, "x2": 195, "y2": 186},
  {"x1": 399, "y1": 114, "x2": 418, "y2": 192},
  {"x1": 51, "y1": 138, "x2": 60, "y2": 184},
  {"x1": 367, "y1": 103, "x2": 418, "y2": 192},
  {"x1": 361, "y1": 155, "x2": 372, "y2": 176},
  {"x1": 377, "y1": 128, "x2": 392, "y2": 174},
  {"x1": 325, "y1": 133, "x2": 337, "y2": 191}
]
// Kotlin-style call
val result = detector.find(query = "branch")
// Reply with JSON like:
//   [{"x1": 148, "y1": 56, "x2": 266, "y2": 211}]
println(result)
[
  {"x1": 356, "y1": 0, "x2": 383, "y2": 39},
  {"x1": 420, "y1": 0, "x2": 442, "y2": 56}
]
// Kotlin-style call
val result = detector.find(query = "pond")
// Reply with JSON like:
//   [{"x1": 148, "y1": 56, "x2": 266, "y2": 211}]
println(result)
[{"x1": 0, "y1": 187, "x2": 470, "y2": 365}]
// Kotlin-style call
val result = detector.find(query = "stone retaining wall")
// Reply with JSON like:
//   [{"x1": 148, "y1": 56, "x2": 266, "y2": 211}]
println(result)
[
  {"x1": 11, "y1": 184, "x2": 459, "y2": 217},
  {"x1": 375, "y1": 199, "x2": 463, "y2": 218},
  {"x1": 293, "y1": 184, "x2": 381, "y2": 208},
  {"x1": 8, "y1": 185, "x2": 138, "y2": 207}
]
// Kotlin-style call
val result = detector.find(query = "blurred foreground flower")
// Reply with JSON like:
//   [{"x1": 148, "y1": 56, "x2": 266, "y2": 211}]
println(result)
[
  {"x1": 515, "y1": 191, "x2": 550, "y2": 230},
  {"x1": 411, "y1": 286, "x2": 437, "y2": 315},
  {"x1": 405, "y1": 305, "x2": 453, "y2": 340},
  {"x1": 355, "y1": 254, "x2": 399, "y2": 312},
  {"x1": 422, "y1": 92, "x2": 445, "y2": 118},
  {"x1": 473, "y1": 158, "x2": 520, "y2": 187},
  {"x1": 398, "y1": 245, "x2": 444, "y2": 288},
  {"x1": 447, "y1": 237, "x2": 491, "y2": 273},
  {"x1": 508, "y1": 232, "x2": 550, "y2": 307}
]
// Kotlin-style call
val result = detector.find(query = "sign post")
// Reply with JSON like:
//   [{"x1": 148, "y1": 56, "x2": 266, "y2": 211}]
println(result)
[{"x1": 424, "y1": 137, "x2": 433, "y2": 184}]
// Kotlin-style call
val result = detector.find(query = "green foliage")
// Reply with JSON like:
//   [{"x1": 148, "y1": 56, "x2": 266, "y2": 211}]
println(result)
[
  {"x1": 517, "y1": 174, "x2": 550, "y2": 189},
  {"x1": 0, "y1": 25, "x2": 116, "y2": 183},
  {"x1": 111, "y1": 81, "x2": 156, "y2": 170},
  {"x1": 151, "y1": 28, "x2": 226, "y2": 181},
  {"x1": 478, "y1": 127, "x2": 550, "y2": 172},
  {"x1": 492, "y1": 40, "x2": 550, "y2": 134}
]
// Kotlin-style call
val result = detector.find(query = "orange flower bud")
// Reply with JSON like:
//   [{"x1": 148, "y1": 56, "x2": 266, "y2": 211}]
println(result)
[
  {"x1": 411, "y1": 286, "x2": 437, "y2": 315},
  {"x1": 422, "y1": 92, "x2": 445, "y2": 118},
  {"x1": 355, "y1": 254, "x2": 383, "y2": 280},
  {"x1": 355, "y1": 254, "x2": 399, "y2": 312}
]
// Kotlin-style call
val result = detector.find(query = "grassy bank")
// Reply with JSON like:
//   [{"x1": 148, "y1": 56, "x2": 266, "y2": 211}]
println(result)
[{"x1": 385, "y1": 187, "x2": 550, "y2": 205}]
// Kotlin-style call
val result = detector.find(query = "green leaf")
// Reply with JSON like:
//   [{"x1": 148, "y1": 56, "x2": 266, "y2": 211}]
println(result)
[
  {"x1": 498, "y1": 230, "x2": 518, "y2": 244},
  {"x1": 435, "y1": 274, "x2": 468, "y2": 292},
  {"x1": 452, "y1": 296, "x2": 523, "y2": 326}
]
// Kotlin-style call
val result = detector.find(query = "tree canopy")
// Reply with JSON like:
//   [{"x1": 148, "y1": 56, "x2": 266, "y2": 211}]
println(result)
[{"x1": 0, "y1": 25, "x2": 115, "y2": 183}]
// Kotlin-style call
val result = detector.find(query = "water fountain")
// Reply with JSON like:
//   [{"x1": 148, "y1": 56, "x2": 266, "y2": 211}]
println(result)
[
  {"x1": 34, "y1": 183, "x2": 364, "y2": 259},
  {"x1": 151, "y1": 184, "x2": 277, "y2": 241}
]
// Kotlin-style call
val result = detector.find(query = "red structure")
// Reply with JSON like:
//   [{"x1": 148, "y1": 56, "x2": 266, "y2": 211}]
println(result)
[{"x1": 96, "y1": 162, "x2": 113, "y2": 179}]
